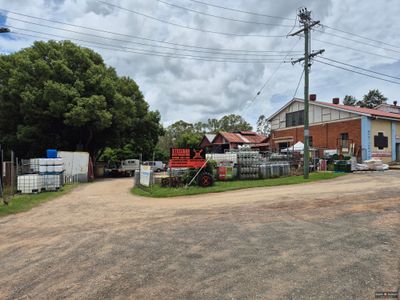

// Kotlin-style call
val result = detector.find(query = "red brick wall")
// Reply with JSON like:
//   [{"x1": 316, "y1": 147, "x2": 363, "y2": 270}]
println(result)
[{"x1": 271, "y1": 119, "x2": 362, "y2": 152}]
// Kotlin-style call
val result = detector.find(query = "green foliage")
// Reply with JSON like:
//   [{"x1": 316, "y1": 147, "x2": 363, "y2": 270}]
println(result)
[
  {"x1": 357, "y1": 89, "x2": 387, "y2": 108},
  {"x1": 157, "y1": 114, "x2": 252, "y2": 154},
  {"x1": 181, "y1": 168, "x2": 198, "y2": 185},
  {"x1": 0, "y1": 184, "x2": 78, "y2": 217},
  {"x1": 343, "y1": 95, "x2": 357, "y2": 106},
  {"x1": 0, "y1": 40, "x2": 163, "y2": 159},
  {"x1": 217, "y1": 114, "x2": 252, "y2": 132},
  {"x1": 204, "y1": 160, "x2": 217, "y2": 174},
  {"x1": 132, "y1": 172, "x2": 345, "y2": 198}
]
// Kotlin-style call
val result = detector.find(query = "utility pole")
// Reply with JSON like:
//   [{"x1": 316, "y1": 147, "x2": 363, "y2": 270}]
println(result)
[{"x1": 290, "y1": 8, "x2": 324, "y2": 179}]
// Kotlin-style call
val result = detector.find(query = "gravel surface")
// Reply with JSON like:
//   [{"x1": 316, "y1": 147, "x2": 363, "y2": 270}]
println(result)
[{"x1": 0, "y1": 172, "x2": 399, "y2": 299}]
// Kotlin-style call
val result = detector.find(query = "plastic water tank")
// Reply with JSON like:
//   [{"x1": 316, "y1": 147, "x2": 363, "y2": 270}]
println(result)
[{"x1": 46, "y1": 149, "x2": 57, "y2": 158}]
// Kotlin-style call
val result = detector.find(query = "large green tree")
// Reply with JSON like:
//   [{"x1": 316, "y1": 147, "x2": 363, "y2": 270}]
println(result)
[
  {"x1": 343, "y1": 95, "x2": 357, "y2": 106},
  {"x1": 217, "y1": 114, "x2": 252, "y2": 132},
  {"x1": 0, "y1": 40, "x2": 162, "y2": 159},
  {"x1": 357, "y1": 89, "x2": 387, "y2": 108}
]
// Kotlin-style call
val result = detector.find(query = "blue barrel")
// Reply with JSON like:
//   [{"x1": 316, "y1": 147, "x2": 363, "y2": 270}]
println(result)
[{"x1": 46, "y1": 149, "x2": 57, "y2": 158}]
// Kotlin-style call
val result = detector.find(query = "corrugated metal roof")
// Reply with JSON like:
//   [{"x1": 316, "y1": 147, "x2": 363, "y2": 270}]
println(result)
[
  {"x1": 268, "y1": 98, "x2": 400, "y2": 122},
  {"x1": 219, "y1": 132, "x2": 267, "y2": 144},
  {"x1": 315, "y1": 101, "x2": 400, "y2": 120}
]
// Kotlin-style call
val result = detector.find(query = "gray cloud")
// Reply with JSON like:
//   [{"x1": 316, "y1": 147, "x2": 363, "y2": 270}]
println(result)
[{"x1": 0, "y1": 0, "x2": 399, "y2": 128}]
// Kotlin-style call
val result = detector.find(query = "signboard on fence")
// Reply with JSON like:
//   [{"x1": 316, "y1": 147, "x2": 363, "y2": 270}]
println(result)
[
  {"x1": 140, "y1": 165, "x2": 151, "y2": 187},
  {"x1": 169, "y1": 148, "x2": 206, "y2": 168}
]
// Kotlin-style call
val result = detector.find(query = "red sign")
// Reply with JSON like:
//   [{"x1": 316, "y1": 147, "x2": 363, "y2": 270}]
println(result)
[{"x1": 169, "y1": 148, "x2": 206, "y2": 168}]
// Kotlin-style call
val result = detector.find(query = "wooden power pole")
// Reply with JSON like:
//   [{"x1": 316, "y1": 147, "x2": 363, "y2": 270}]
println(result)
[{"x1": 290, "y1": 8, "x2": 324, "y2": 179}]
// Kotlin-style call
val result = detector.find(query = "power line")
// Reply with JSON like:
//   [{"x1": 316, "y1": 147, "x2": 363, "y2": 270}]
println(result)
[
  {"x1": 292, "y1": 69, "x2": 304, "y2": 98},
  {"x1": 6, "y1": 19, "x2": 298, "y2": 58},
  {"x1": 155, "y1": 0, "x2": 294, "y2": 27},
  {"x1": 184, "y1": 0, "x2": 295, "y2": 21},
  {"x1": 322, "y1": 25, "x2": 400, "y2": 50},
  {"x1": 95, "y1": 1, "x2": 288, "y2": 37},
  {"x1": 11, "y1": 30, "x2": 287, "y2": 63},
  {"x1": 315, "y1": 29, "x2": 400, "y2": 55},
  {"x1": 319, "y1": 57, "x2": 400, "y2": 81},
  {"x1": 2, "y1": 9, "x2": 301, "y2": 54},
  {"x1": 312, "y1": 38, "x2": 400, "y2": 61},
  {"x1": 242, "y1": 39, "x2": 300, "y2": 111},
  {"x1": 242, "y1": 61, "x2": 289, "y2": 110},
  {"x1": 314, "y1": 59, "x2": 400, "y2": 85}
]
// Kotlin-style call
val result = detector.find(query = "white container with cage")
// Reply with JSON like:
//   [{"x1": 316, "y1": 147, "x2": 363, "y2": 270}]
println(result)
[{"x1": 17, "y1": 174, "x2": 43, "y2": 194}]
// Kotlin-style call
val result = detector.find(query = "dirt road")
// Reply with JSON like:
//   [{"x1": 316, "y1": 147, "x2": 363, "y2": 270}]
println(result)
[{"x1": 0, "y1": 172, "x2": 399, "y2": 299}]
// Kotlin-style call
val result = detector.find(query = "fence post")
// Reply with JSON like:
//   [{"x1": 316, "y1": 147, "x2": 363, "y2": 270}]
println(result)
[
  {"x1": 10, "y1": 150, "x2": 15, "y2": 196},
  {"x1": 0, "y1": 145, "x2": 3, "y2": 198}
]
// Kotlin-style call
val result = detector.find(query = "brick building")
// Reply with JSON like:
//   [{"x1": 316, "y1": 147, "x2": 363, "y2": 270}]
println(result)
[{"x1": 268, "y1": 97, "x2": 400, "y2": 163}]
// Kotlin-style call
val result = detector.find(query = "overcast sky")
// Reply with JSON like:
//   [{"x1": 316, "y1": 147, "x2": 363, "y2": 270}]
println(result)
[{"x1": 1, "y1": 0, "x2": 400, "y2": 128}]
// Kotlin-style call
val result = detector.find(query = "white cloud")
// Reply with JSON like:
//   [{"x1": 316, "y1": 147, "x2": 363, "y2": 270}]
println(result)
[{"x1": 0, "y1": 0, "x2": 399, "y2": 128}]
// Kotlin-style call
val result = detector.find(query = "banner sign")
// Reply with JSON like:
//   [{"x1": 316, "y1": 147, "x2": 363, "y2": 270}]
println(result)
[
  {"x1": 169, "y1": 148, "x2": 206, "y2": 168},
  {"x1": 371, "y1": 152, "x2": 391, "y2": 158},
  {"x1": 140, "y1": 165, "x2": 151, "y2": 187}
]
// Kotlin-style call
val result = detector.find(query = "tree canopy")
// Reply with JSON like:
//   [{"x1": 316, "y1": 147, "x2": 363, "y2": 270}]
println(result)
[
  {"x1": 156, "y1": 114, "x2": 253, "y2": 159},
  {"x1": 256, "y1": 115, "x2": 271, "y2": 136},
  {"x1": 357, "y1": 89, "x2": 387, "y2": 108},
  {"x1": 343, "y1": 95, "x2": 357, "y2": 106},
  {"x1": 0, "y1": 40, "x2": 163, "y2": 159}
]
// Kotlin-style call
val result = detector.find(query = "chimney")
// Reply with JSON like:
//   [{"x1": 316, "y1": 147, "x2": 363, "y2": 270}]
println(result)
[
  {"x1": 309, "y1": 94, "x2": 317, "y2": 101},
  {"x1": 332, "y1": 98, "x2": 340, "y2": 105},
  {"x1": 394, "y1": 100, "x2": 397, "y2": 106}
]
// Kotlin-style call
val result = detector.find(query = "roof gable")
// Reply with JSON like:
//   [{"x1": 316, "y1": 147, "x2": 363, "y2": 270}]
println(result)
[
  {"x1": 314, "y1": 101, "x2": 400, "y2": 120},
  {"x1": 268, "y1": 98, "x2": 400, "y2": 122}
]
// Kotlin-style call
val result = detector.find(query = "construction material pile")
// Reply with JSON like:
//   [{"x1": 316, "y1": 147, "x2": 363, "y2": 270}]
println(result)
[
  {"x1": 355, "y1": 159, "x2": 389, "y2": 171},
  {"x1": 237, "y1": 151, "x2": 262, "y2": 179},
  {"x1": 259, "y1": 162, "x2": 290, "y2": 179}
]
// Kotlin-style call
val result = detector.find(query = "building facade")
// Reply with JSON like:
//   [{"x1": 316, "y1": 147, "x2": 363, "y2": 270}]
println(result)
[
  {"x1": 268, "y1": 98, "x2": 400, "y2": 163},
  {"x1": 201, "y1": 131, "x2": 268, "y2": 153}
]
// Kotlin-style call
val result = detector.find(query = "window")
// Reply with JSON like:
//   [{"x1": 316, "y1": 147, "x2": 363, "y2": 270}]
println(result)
[
  {"x1": 374, "y1": 132, "x2": 388, "y2": 150},
  {"x1": 278, "y1": 142, "x2": 289, "y2": 151},
  {"x1": 340, "y1": 133, "x2": 349, "y2": 148},
  {"x1": 308, "y1": 136, "x2": 313, "y2": 147},
  {"x1": 285, "y1": 110, "x2": 304, "y2": 127}
]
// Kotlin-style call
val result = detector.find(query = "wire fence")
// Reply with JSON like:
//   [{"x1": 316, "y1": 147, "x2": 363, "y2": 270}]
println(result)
[{"x1": 1, "y1": 151, "x2": 71, "y2": 201}]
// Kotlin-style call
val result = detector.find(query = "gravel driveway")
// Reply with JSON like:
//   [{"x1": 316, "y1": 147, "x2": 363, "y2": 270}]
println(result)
[{"x1": 0, "y1": 172, "x2": 399, "y2": 299}]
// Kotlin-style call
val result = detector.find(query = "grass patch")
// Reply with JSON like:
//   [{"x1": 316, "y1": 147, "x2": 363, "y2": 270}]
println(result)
[
  {"x1": 132, "y1": 172, "x2": 345, "y2": 198},
  {"x1": 0, "y1": 184, "x2": 78, "y2": 217}
]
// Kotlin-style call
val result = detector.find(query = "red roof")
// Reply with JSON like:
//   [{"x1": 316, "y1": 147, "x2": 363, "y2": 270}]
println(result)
[
  {"x1": 315, "y1": 101, "x2": 400, "y2": 120},
  {"x1": 218, "y1": 132, "x2": 267, "y2": 144}
]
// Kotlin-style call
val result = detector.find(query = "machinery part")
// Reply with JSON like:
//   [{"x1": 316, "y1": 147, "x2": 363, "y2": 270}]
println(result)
[
  {"x1": 161, "y1": 178, "x2": 170, "y2": 187},
  {"x1": 161, "y1": 176, "x2": 183, "y2": 188},
  {"x1": 197, "y1": 172, "x2": 213, "y2": 188}
]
